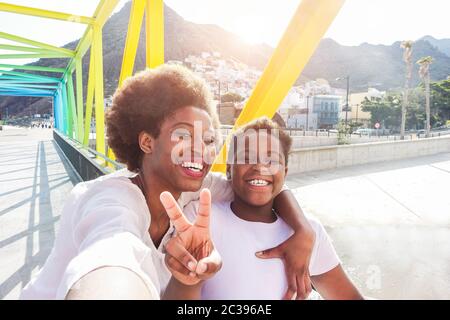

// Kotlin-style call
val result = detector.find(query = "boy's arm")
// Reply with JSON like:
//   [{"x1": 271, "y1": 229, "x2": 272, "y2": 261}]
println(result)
[
  {"x1": 162, "y1": 277, "x2": 203, "y2": 300},
  {"x1": 179, "y1": 172, "x2": 233, "y2": 209},
  {"x1": 256, "y1": 189, "x2": 315, "y2": 300},
  {"x1": 311, "y1": 265, "x2": 364, "y2": 300},
  {"x1": 273, "y1": 189, "x2": 314, "y2": 234}
]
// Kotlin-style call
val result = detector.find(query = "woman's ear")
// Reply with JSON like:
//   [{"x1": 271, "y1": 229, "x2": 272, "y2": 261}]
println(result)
[
  {"x1": 226, "y1": 165, "x2": 231, "y2": 180},
  {"x1": 138, "y1": 131, "x2": 154, "y2": 154}
]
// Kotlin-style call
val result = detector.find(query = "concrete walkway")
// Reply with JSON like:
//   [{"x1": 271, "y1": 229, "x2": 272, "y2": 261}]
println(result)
[
  {"x1": 287, "y1": 152, "x2": 450, "y2": 299},
  {"x1": 0, "y1": 127, "x2": 80, "y2": 299}
]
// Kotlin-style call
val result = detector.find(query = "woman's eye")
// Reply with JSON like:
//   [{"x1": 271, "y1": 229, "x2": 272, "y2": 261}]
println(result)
[
  {"x1": 204, "y1": 137, "x2": 215, "y2": 145},
  {"x1": 176, "y1": 132, "x2": 191, "y2": 139}
]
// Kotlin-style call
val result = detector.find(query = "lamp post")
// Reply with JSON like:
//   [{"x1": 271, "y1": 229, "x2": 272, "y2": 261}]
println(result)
[
  {"x1": 306, "y1": 95, "x2": 310, "y2": 131},
  {"x1": 336, "y1": 76, "x2": 350, "y2": 126}
]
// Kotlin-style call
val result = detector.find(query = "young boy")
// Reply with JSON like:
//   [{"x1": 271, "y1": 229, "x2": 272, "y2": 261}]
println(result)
[{"x1": 185, "y1": 117, "x2": 363, "y2": 300}]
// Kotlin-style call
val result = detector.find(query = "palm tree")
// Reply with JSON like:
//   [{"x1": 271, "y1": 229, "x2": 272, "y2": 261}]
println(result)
[
  {"x1": 400, "y1": 41, "x2": 413, "y2": 140},
  {"x1": 417, "y1": 56, "x2": 433, "y2": 137}
]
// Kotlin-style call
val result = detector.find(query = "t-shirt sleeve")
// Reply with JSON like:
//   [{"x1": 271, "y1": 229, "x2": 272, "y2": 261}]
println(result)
[
  {"x1": 178, "y1": 172, "x2": 234, "y2": 209},
  {"x1": 308, "y1": 218, "x2": 341, "y2": 276},
  {"x1": 55, "y1": 185, "x2": 160, "y2": 299}
]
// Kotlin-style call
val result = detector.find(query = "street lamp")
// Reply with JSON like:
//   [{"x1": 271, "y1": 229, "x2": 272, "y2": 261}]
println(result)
[
  {"x1": 336, "y1": 76, "x2": 350, "y2": 126},
  {"x1": 306, "y1": 95, "x2": 310, "y2": 131}
]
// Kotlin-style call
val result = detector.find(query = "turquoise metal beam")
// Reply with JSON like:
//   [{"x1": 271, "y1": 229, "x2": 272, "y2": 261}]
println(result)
[
  {"x1": 0, "y1": 77, "x2": 61, "y2": 84},
  {"x1": 61, "y1": 80, "x2": 69, "y2": 135},
  {"x1": 0, "y1": 83, "x2": 58, "y2": 89},
  {"x1": 0, "y1": 87, "x2": 54, "y2": 94},
  {"x1": 0, "y1": 92, "x2": 53, "y2": 97},
  {"x1": 0, "y1": 70, "x2": 61, "y2": 82}
]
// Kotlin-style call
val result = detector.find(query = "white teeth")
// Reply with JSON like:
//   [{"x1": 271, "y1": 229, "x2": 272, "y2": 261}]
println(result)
[
  {"x1": 248, "y1": 179, "x2": 269, "y2": 186},
  {"x1": 181, "y1": 161, "x2": 204, "y2": 171}
]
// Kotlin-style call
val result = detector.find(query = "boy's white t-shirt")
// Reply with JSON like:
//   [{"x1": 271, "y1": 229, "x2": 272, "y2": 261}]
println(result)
[
  {"x1": 19, "y1": 169, "x2": 233, "y2": 300},
  {"x1": 184, "y1": 201, "x2": 341, "y2": 300}
]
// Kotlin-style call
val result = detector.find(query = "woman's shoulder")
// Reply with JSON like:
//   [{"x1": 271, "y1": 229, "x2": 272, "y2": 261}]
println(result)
[
  {"x1": 68, "y1": 171, "x2": 149, "y2": 227},
  {"x1": 74, "y1": 169, "x2": 141, "y2": 203}
]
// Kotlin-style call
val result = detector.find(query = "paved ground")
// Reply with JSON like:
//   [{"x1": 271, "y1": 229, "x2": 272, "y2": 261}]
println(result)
[
  {"x1": 0, "y1": 127, "x2": 449, "y2": 299},
  {"x1": 0, "y1": 127, "x2": 80, "y2": 299},
  {"x1": 287, "y1": 152, "x2": 450, "y2": 299}
]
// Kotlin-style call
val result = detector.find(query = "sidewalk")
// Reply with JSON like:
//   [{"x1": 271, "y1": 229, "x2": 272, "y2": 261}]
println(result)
[
  {"x1": 287, "y1": 152, "x2": 450, "y2": 299},
  {"x1": 0, "y1": 127, "x2": 80, "y2": 299}
]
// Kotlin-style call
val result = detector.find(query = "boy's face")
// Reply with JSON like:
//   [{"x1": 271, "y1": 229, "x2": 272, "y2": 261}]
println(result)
[{"x1": 228, "y1": 130, "x2": 287, "y2": 207}]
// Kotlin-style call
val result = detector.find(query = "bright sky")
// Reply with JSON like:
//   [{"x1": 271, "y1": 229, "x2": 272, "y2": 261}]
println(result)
[
  {"x1": 164, "y1": 0, "x2": 450, "y2": 46},
  {"x1": 1, "y1": 0, "x2": 449, "y2": 66}
]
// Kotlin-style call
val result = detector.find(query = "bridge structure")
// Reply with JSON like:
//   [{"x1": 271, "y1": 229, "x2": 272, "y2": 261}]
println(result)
[{"x1": 0, "y1": 0, "x2": 345, "y2": 176}]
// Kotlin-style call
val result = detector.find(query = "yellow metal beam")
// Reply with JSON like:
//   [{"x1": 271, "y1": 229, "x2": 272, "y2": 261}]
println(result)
[
  {"x1": 119, "y1": 0, "x2": 146, "y2": 85},
  {"x1": 83, "y1": 48, "x2": 95, "y2": 147},
  {"x1": 212, "y1": 0, "x2": 346, "y2": 172},
  {"x1": 67, "y1": 73, "x2": 78, "y2": 139},
  {"x1": 94, "y1": 0, "x2": 120, "y2": 27},
  {"x1": 93, "y1": 24, "x2": 106, "y2": 156},
  {"x1": 0, "y1": 3, "x2": 94, "y2": 24},
  {"x1": 75, "y1": 57, "x2": 84, "y2": 143},
  {"x1": 65, "y1": 1, "x2": 118, "y2": 77},
  {"x1": 146, "y1": 0, "x2": 164, "y2": 68}
]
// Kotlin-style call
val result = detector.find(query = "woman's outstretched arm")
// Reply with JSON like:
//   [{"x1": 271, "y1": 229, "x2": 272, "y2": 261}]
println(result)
[{"x1": 66, "y1": 266, "x2": 156, "y2": 300}]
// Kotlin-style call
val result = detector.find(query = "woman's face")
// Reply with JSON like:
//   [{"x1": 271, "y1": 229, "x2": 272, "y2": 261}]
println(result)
[{"x1": 143, "y1": 106, "x2": 217, "y2": 193}]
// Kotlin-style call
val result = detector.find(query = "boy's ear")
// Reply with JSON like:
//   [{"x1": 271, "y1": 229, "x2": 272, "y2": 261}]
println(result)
[
  {"x1": 226, "y1": 164, "x2": 231, "y2": 180},
  {"x1": 138, "y1": 131, "x2": 154, "y2": 154}
]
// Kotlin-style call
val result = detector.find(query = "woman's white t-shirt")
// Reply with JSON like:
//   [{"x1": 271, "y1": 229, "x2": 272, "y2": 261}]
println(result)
[{"x1": 19, "y1": 169, "x2": 233, "y2": 300}]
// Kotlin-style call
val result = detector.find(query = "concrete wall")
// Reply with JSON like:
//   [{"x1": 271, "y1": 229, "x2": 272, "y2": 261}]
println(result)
[
  {"x1": 289, "y1": 135, "x2": 411, "y2": 148},
  {"x1": 288, "y1": 135, "x2": 450, "y2": 174}
]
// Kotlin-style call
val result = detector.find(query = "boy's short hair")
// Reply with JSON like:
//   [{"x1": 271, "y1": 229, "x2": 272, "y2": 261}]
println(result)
[
  {"x1": 228, "y1": 117, "x2": 292, "y2": 165},
  {"x1": 106, "y1": 64, "x2": 220, "y2": 172}
]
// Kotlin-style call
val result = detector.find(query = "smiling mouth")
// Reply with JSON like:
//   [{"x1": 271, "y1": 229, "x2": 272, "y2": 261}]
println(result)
[
  {"x1": 247, "y1": 179, "x2": 271, "y2": 187},
  {"x1": 180, "y1": 161, "x2": 205, "y2": 178}
]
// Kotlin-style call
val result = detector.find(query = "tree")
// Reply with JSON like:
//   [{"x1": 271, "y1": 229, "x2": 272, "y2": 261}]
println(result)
[
  {"x1": 400, "y1": 40, "x2": 414, "y2": 140},
  {"x1": 220, "y1": 92, "x2": 244, "y2": 103},
  {"x1": 417, "y1": 56, "x2": 433, "y2": 137},
  {"x1": 430, "y1": 78, "x2": 450, "y2": 124},
  {"x1": 361, "y1": 96, "x2": 401, "y2": 131}
]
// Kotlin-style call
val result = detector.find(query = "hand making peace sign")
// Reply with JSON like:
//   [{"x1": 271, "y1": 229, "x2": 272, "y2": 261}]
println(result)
[{"x1": 160, "y1": 188, "x2": 222, "y2": 285}]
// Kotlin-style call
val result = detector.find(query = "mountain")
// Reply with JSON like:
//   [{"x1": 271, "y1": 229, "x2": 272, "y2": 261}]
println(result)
[
  {"x1": 302, "y1": 38, "x2": 450, "y2": 91},
  {"x1": 420, "y1": 35, "x2": 450, "y2": 57},
  {"x1": 2, "y1": 2, "x2": 450, "y2": 117}
]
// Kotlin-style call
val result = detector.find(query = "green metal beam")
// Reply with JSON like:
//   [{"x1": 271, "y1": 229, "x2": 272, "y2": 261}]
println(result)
[
  {"x1": 0, "y1": 63, "x2": 65, "y2": 73},
  {"x1": 0, "y1": 52, "x2": 73, "y2": 59},
  {"x1": 0, "y1": 31, "x2": 75, "y2": 56},
  {"x1": 0, "y1": 44, "x2": 47, "y2": 53}
]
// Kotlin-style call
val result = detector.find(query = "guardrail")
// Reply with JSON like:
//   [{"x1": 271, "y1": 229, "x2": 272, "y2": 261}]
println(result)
[{"x1": 53, "y1": 130, "x2": 124, "y2": 181}]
